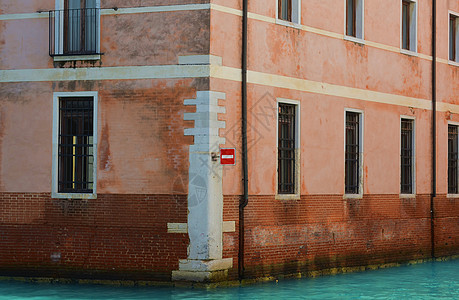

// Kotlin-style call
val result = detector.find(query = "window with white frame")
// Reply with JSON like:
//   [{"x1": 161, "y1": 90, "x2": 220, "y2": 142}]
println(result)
[
  {"x1": 50, "y1": 0, "x2": 101, "y2": 56},
  {"x1": 400, "y1": 118, "x2": 415, "y2": 194},
  {"x1": 401, "y1": 0, "x2": 417, "y2": 52},
  {"x1": 345, "y1": 110, "x2": 363, "y2": 195},
  {"x1": 345, "y1": 0, "x2": 364, "y2": 39},
  {"x1": 450, "y1": 13, "x2": 459, "y2": 62},
  {"x1": 52, "y1": 92, "x2": 98, "y2": 199},
  {"x1": 277, "y1": 0, "x2": 301, "y2": 25},
  {"x1": 277, "y1": 100, "x2": 300, "y2": 196}
]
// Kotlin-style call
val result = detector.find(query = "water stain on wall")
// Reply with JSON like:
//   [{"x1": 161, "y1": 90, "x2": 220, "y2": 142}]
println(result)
[{"x1": 99, "y1": 122, "x2": 112, "y2": 172}]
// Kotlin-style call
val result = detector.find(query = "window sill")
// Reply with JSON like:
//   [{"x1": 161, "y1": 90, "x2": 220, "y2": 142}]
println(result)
[
  {"x1": 276, "y1": 194, "x2": 300, "y2": 201},
  {"x1": 344, "y1": 35, "x2": 365, "y2": 45},
  {"x1": 52, "y1": 192, "x2": 97, "y2": 200},
  {"x1": 448, "y1": 60, "x2": 459, "y2": 67},
  {"x1": 447, "y1": 193, "x2": 459, "y2": 198},
  {"x1": 53, "y1": 54, "x2": 101, "y2": 62},
  {"x1": 343, "y1": 193, "x2": 363, "y2": 199},
  {"x1": 275, "y1": 19, "x2": 302, "y2": 29},
  {"x1": 400, "y1": 49, "x2": 418, "y2": 57},
  {"x1": 400, "y1": 193, "x2": 416, "y2": 199}
]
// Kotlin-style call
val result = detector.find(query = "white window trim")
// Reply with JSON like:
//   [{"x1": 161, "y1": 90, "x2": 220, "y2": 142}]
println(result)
[
  {"x1": 344, "y1": 35, "x2": 366, "y2": 45},
  {"x1": 400, "y1": 0, "x2": 418, "y2": 54},
  {"x1": 400, "y1": 48, "x2": 419, "y2": 57},
  {"x1": 54, "y1": 0, "x2": 101, "y2": 60},
  {"x1": 447, "y1": 121, "x2": 459, "y2": 197},
  {"x1": 276, "y1": 98, "x2": 301, "y2": 200},
  {"x1": 52, "y1": 91, "x2": 98, "y2": 199},
  {"x1": 275, "y1": 0, "x2": 302, "y2": 28},
  {"x1": 400, "y1": 116, "x2": 416, "y2": 198},
  {"x1": 344, "y1": 108, "x2": 364, "y2": 199},
  {"x1": 343, "y1": 0, "x2": 365, "y2": 42},
  {"x1": 53, "y1": 54, "x2": 101, "y2": 62},
  {"x1": 448, "y1": 11, "x2": 459, "y2": 65}
]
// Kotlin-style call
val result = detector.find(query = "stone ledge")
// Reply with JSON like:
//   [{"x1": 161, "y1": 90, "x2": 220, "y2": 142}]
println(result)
[
  {"x1": 167, "y1": 221, "x2": 236, "y2": 233},
  {"x1": 171, "y1": 269, "x2": 229, "y2": 283},
  {"x1": 53, "y1": 54, "x2": 101, "y2": 62},
  {"x1": 222, "y1": 221, "x2": 236, "y2": 233},
  {"x1": 178, "y1": 258, "x2": 233, "y2": 272},
  {"x1": 167, "y1": 223, "x2": 188, "y2": 233}
]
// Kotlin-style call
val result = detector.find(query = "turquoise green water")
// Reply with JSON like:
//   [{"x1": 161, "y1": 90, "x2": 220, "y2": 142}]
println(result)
[{"x1": 0, "y1": 260, "x2": 457, "y2": 299}]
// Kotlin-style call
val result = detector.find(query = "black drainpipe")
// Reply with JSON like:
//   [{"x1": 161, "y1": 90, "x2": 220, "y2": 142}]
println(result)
[
  {"x1": 239, "y1": 0, "x2": 249, "y2": 281},
  {"x1": 430, "y1": 0, "x2": 437, "y2": 259}
]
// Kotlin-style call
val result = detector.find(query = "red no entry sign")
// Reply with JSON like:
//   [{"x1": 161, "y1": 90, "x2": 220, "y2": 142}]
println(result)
[{"x1": 220, "y1": 148, "x2": 236, "y2": 165}]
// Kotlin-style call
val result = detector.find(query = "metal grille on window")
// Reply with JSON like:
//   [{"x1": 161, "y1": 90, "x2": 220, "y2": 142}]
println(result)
[
  {"x1": 345, "y1": 112, "x2": 360, "y2": 194},
  {"x1": 400, "y1": 119, "x2": 413, "y2": 194},
  {"x1": 278, "y1": 104, "x2": 296, "y2": 194},
  {"x1": 58, "y1": 97, "x2": 94, "y2": 193},
  {"x1": 448, "y1": 125, "x2": 458, "y2": 194}
]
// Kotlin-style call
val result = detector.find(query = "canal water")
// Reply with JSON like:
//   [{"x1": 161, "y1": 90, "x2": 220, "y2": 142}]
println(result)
[{"x1": 0, "y1": 259, "x2": 457, "y2": 299}]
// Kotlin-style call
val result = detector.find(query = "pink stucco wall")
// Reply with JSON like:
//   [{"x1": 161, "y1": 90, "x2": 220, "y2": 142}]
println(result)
[
  {"x1": 211, "y1": 0, "x2": 457, "y2": 196},
  {"x1": 0, "y1": 1, "x2": 211, "y2": 194},
  {"x1": 0, "y1": 0, "x2": 457, "y2": 282}
]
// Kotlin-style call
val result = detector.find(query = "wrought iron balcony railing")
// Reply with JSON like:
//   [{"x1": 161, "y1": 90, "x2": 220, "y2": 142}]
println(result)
[{"x1": 49, "y1": 8, "x2": 101, "y2": 57}]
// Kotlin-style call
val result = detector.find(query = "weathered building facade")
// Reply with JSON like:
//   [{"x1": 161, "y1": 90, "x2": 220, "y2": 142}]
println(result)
[{"x1": 0, "y1": 0, "x2": 458, "y2": 283}]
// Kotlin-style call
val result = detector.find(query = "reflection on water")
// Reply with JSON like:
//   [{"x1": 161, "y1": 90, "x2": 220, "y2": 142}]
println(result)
[{"x1": 0, "y1": 259, "x2": 457, "y2": 300}]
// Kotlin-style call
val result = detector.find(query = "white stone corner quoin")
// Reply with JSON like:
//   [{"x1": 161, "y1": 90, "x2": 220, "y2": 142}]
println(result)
[{"x1": 172, "y1": 91, "x2": 232, "y2": 282}]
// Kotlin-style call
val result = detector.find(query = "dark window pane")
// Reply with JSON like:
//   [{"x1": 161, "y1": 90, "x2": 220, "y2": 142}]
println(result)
[
  {"x1": 401, "y1": 119, "x2": 413, "y2": 194},
  {"x1": 448, "y1": 125, "x2": 458, "y2": 194},
  {"x1": 58, "y1": 97, "x2": 94, "y2": 193},
  {"x1": 346, "y1": 0, "x2": 356, "y2": 36},
  {"x1": 278, "y1": 103, "x2": 296, "y2": 194},
  {"x1": 450, "y1": 16, "x2": 457, "y2": 61},
  {"x1": 402, "y1": 1, "x2": 410, "y2": 50},
  {"x1": 61, "y1": 0, "x2": 98, "y2": 55},
  {"x1": 86, "y1": 0, "x2": 96, "y2": 8},
  {"x1": 278, "y1": 0, "x2": 292, "y2": 22},
  {"x1": 345, "y1": 112, "x2": 360, "y2": 194}
]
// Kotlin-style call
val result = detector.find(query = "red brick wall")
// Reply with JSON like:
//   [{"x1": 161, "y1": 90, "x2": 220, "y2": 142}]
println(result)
[
  {"x1": 0, "y1": 193, "x2": 188, "y2": 281},
  {"x1": 434, "y1": 195, "x2": 459, "y2": 257},
  {"x1": 223, "y1": 194, "x2": 459, "y2": 279},
  {"x1": 0, "y1": 193, "x2": 456, "y2": 281}
]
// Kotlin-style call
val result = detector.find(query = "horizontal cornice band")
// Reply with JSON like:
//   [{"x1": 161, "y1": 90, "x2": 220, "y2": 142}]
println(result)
[{"x1": 1, "y1": 64, "x2": 453, "y2": 113}]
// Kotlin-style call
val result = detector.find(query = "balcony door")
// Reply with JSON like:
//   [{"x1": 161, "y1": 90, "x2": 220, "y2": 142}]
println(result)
[{"x1": 64, "y1": 0, "x2": 97, "y2": 54}]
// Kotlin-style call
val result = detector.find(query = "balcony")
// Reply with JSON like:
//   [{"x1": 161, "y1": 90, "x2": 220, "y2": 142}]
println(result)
[{"x1": 49, "y1": 8, "x2": 101, "y2": 57}]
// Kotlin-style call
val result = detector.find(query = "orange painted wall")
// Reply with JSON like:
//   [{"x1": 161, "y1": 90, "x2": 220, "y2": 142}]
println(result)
[
  {"x1": 0, "y1": 2, "x2": 211, "y2": 194},
  {"x1": 0, "y1": 1, "x2": 210, "y2": 279}
]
